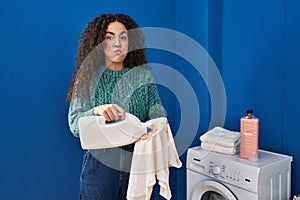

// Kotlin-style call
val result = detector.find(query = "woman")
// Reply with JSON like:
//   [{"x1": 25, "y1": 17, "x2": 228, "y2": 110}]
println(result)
[{"x1": 66, "y1": 13, "x2": 165, "y2": 199}]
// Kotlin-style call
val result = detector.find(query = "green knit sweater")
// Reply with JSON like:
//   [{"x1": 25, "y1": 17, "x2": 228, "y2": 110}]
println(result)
[{"x1": 68, "y1": 66, "x2": 166, "y2": 137}]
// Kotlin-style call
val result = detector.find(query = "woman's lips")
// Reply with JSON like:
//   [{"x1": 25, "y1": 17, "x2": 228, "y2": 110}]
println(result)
[{"x1": 114, "y1": 49, "x2": 122, "y2": 54}]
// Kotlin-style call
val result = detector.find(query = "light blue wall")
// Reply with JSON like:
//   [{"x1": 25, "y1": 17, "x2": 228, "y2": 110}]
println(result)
[{"x1": 1, "y1": 0, "x2": 299, "y2": 199}]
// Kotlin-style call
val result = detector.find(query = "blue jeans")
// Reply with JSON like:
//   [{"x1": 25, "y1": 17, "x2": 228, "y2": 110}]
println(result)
[{"x1": 80, "y1": 144, "x2": 134, "y2": 200}]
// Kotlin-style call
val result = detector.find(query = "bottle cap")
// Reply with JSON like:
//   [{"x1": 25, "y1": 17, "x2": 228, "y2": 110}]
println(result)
[{"x1": 246, "y1": 109, "x2": 253, "y2": 114}]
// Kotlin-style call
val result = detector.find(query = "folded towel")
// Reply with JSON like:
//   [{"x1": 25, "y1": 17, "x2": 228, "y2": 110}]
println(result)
[
  {"x1": 199, "y1": 126, "x2": 240, "y2": 147},
  {"x1": 201, "y1": 142, "x2": 240, "y2": 154}
]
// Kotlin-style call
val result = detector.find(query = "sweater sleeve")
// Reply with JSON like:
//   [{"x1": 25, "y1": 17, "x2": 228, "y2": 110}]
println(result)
[
  {"x1": 68, "y1": 98, "x2": 94, "y2": 137},
  {"x1": 146, "y1": 72, "x2": 166, "y2": 120}
]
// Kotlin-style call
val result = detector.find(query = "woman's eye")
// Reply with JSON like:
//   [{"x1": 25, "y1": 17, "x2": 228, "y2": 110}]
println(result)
[
  {"x1": 105, "y1": 36, "x2": 113, "y2": 40},
  {"x1": 121, "y1": 36, "x2": 127, "y2": 40}
]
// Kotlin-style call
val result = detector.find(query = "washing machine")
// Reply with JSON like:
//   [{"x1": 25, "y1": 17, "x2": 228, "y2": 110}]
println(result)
[{"x1": 187, "y1": 146, "x2": 292, "y2": 200}]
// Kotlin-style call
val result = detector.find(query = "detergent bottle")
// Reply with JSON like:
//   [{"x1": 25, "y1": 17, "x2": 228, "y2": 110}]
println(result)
[
  {"x1": 240, "y1": 109, "x2": 259, "y2": 161},
  {"x1": 78, "y1": 113, "x2": 151, "y2": 149}
]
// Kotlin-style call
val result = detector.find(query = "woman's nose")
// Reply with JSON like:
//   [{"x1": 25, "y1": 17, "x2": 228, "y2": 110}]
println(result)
[{"x1": 113, "y1": 37, "x2": 121, "y2": 47}]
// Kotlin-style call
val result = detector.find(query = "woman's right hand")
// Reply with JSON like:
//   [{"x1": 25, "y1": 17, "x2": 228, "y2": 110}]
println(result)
[{"x1": 93, "y1": 104, "x2": 126, "y2": 122}]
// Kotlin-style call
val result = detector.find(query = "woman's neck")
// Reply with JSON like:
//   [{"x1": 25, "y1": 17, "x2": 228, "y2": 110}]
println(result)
[{"x1": 106, "y1": 62, "x2": 125, "y2": 71}]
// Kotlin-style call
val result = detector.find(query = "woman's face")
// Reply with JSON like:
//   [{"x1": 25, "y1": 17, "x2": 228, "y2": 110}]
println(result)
[{"x1": 103, "y1": 21, "x2": 129, "y2": 66}]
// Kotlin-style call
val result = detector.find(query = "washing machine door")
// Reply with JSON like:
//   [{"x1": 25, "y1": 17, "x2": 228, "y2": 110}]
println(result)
[{"x1": 191, "y1": 180, "x2": 237, "y2": 200}]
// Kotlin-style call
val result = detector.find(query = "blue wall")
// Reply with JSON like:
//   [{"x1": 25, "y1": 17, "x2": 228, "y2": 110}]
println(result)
[
  {"x1": 221, "y1": 0, "x2": 300, "y2": 194},
  {"x1": 1, "y1": 0, "x2": 300, "y2": 199}
]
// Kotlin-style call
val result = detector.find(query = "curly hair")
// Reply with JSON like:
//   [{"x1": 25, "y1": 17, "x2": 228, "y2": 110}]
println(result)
[{"x1": 66, "y1": 13, "x2": 148, "y2": 102}]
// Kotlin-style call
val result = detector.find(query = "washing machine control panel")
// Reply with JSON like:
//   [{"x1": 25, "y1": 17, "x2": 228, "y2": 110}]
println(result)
[
  {"x1": 209, "y1": 162, "x2": 240, "y2": 181},
  {"x1": 188, "y1": 155, "x2": 259, "y2": 193},
  {"x1": 207, "y1": 161, "x2": 258, "y2": 192}
]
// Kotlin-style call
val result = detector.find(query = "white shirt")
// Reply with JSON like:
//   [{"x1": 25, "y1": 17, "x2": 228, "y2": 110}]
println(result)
[{"x1": 127, "y1": 117, "x2": 182, "y2": 200}]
